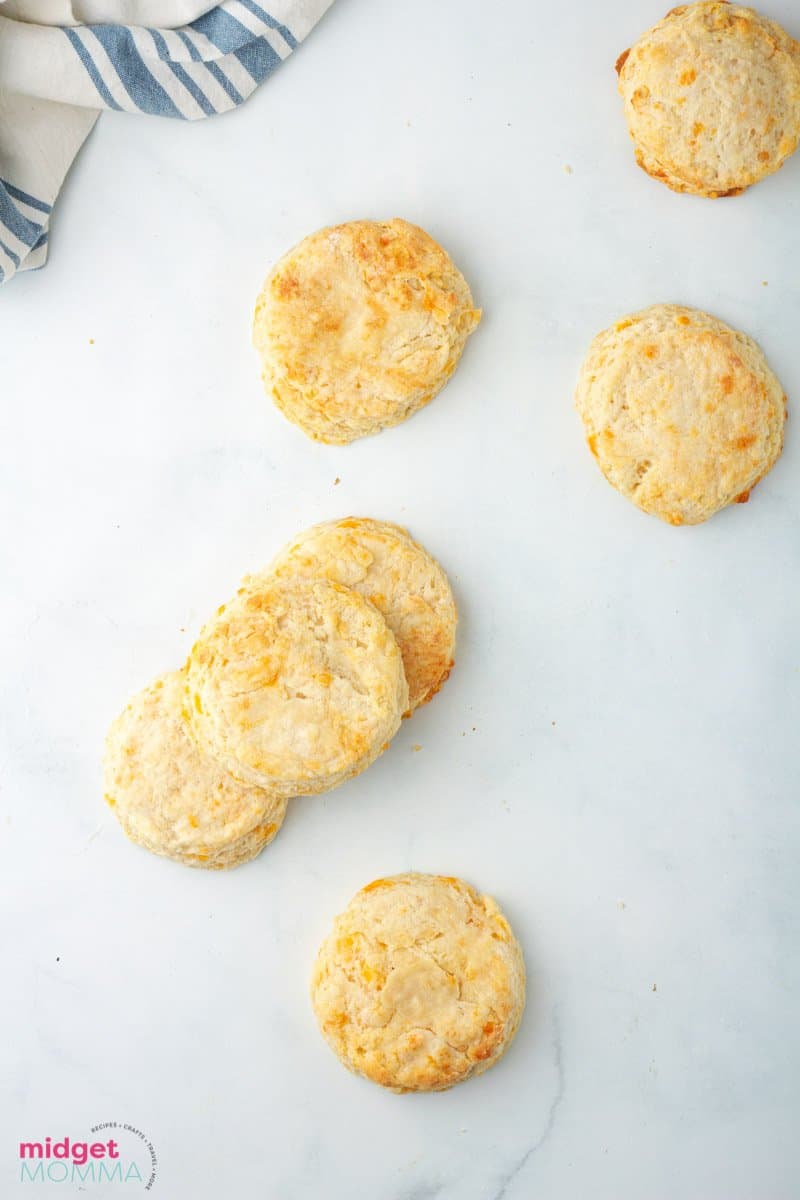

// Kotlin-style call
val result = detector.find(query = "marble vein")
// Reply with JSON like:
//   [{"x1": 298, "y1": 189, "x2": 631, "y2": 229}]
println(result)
[{"x1": 491, "y1": 1004, "x2": 564, "y2": 1200}]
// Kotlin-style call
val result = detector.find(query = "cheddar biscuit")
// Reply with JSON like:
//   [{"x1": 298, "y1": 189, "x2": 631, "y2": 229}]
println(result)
[
  {"x1": 575, "y1": 304, "x2": 787, "y2": 525},
  {"x1": 252, "y1": 218, "x2": 481, "y2": 444},
  {"x1": 186, "y1": 579, "x2": 408, "y2": 797},
  {"x1": 617, "y1": 2, "x2": 800, "y2": 197},
  {"x1": 311, "y1": 873, "x2": 526, "y2": 1092},
  {"x1": 103, "y1": 670, "x2": 286, "y2": 869},
  {"x1": 247, "y1": 517, "x2": 457, "y2": 714}
]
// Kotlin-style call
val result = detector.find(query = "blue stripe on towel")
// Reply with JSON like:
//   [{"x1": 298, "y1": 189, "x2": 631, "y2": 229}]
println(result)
[
  {"x1": 237, "y1": 0, "x2": 298, "y2": 49},
  {"x1": 63, "y1": 29, "x2": 124, "y2": 110},
  {"x1": 88, "y1": 26, "x2": 183, "y2": 116},
  {"x1": 167, "y1": 61, "x2": 217, "y2": 115},
  {"x1": 204, "y1": 59, "x2": 245, "y2": 104},
  {"x1": 176, "y1": 29, "x2": 203, "y2": 59},
  {"x1": 190, "y1": 7, "x2": 257, "y2": 55},
  {"x1": 234, "y1": 38, "x2": 281, "y2": 83},
  {"x1": 190, "y1": 8, "x2": 281, "y2": 81},
  {"x1": 150, "y1": 30, "x2": 216, "y2": 114},
  {"x1": 1, "y1": 180, "x2": 52, "y2": 215},
  {"x1": 0, "y1": 188, "x2": 43, "y2": 247},
  {"x1": 175, "y1": 31, "x2": 245, "y2": 104},
  {"x1": 0, "y1": 237, "x2": 20, "y2": 267}
]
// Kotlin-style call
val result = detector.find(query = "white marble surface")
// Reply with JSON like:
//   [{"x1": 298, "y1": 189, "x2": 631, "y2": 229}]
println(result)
[{"x1": 2, "y1": 1, "x2": 800, "y2": 1195}]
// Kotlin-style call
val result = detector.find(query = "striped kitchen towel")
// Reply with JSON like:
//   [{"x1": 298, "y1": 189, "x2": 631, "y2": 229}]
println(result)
[{"x1": 0, "y1": 0, "x2": 335, "y2": 283}]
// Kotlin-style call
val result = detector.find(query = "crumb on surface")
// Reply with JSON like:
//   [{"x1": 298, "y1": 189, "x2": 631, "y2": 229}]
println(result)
[
  {"x1": 564, "y1": 164, "x2": 573, "y2": 174},
  {"x1": 334, "y1": 477, "x2": 341, "y2": 485},
  {"x1": 412, "y1": 744, "x2": 422, "y2": 752},
  {"x1": 617, "y1": 900, "x2": 626, "y2": 910}
]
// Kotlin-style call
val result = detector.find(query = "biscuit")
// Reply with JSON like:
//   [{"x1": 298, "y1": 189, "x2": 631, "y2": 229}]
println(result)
[
  {"x1": 246, "y1": 517, "x2": 457, "y2": 714},
  {"x1": 617, "y1": 2, "x2": 800, "y2": 197},
  {"x1": 311, "y1": 873, "x2": 526, "y2": 1092},
  {"x1": 252, "y1": 218, "x2": 481, "y2": 444},
  {"x1": 185, "y1": 578, "x2": 408, "y2": 797},
  {"x1": 575, "y1": 304, "x2": 787, "y2": 525},
  {"x1": 103, "y1": 670, "x2": 286, "y2": 869}
]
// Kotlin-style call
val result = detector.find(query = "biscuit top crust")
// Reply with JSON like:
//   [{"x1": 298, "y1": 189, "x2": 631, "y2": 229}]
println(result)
[
  {"x1": 618, "y1": 2, "x2": 800, "y2": 196},
  {"x1": 251, "y1": 517, "x2": 457, "y2": 713},
  {"x1": 311, "y1": 873, "x2": 526, "y2": 1092},
  {"x1": 185, "y1": 579, "x2": 408, "y2": 795},
  {"x1": 103, "y1": 670, "x2": 285, "y2": 858},
  {"x1": 575, "y1": 304, "x2": 787, "y2": 525},
  {"x1": 253, "y1": 218, "x2": 481, "y2": 443}
]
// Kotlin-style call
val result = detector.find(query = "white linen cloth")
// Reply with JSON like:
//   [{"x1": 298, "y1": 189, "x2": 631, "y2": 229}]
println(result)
[{"x1": 0, "y1": 0, "x2": 334, "y2": 281}]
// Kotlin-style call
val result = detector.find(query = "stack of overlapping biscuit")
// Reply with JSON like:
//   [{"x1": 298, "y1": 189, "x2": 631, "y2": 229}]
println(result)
[{"x1": 103, "y1": 518, "x2": 457, "y2": 869}]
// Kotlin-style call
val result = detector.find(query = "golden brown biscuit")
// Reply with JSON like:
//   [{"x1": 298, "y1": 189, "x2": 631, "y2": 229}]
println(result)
[
  {"x1": 575, "y1": 304, "x2": 787, "y2": 525},
  {"x1": 617, "y1": 2, "x2": 800, "y2": 197},
  {"x1": 252, "y1": 218, "x2": 481, "y2": 444},
  {"x1": 103, "y1": 670, "x2": 286, "y2": 869},
  {"x1": 311, "y1": 873, "x2": 526, "y2": 1092},
  {"x1": 245, "y1": 517, "x2": 457, "y2": 714},
  {"x1": 185, "y1": 579, "x2": 408, "y2": 797}
]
